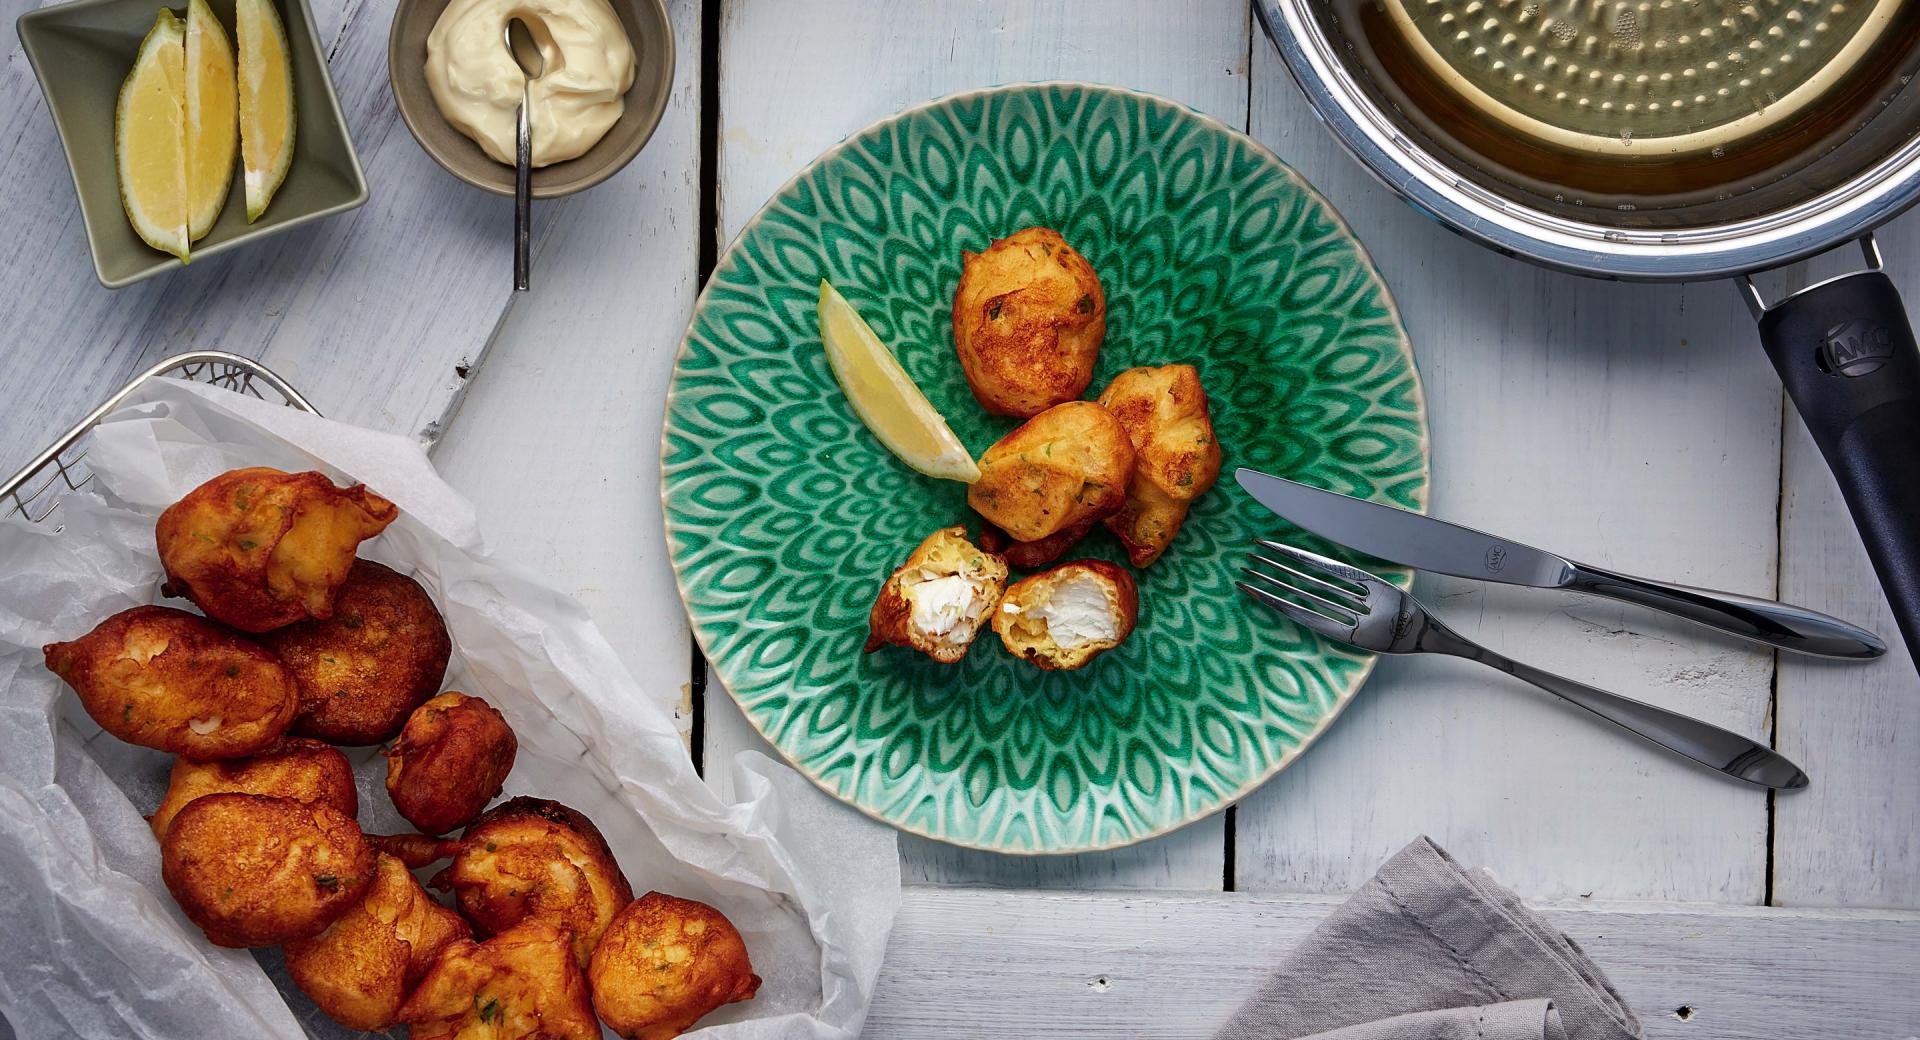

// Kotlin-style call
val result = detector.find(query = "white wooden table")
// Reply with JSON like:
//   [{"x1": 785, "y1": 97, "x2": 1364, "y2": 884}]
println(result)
[{"x1": 6, "y1": 1, "x2": 1920, "y2": 1035}]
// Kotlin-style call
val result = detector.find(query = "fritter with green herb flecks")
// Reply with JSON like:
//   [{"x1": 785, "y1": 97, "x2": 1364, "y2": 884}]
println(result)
[
  {"x1": 262, "y1": 558, "x2": 450, "y2": 745},
  {"x1": 157, "y1": 467, "x2": 397, "y2": 632},
  {"x1": 589, "y1": 892, "x2": 762, "y2": 1040},
  {"x1": 44, "y1": 605, "x2": 297, "y2": 760},
  {"x1": 150, "y1": 736, "x2": 356, "y2": 840},
  {"x1": 396, "y1": 918, "x2": 599, "y2": 1040},
  {"x1": 160, "y1": 792, "x2": 372, "y2": 947}
]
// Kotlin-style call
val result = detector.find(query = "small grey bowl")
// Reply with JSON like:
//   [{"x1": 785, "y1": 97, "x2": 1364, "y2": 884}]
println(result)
[
  {"x1": 387, "y1": 0, "x2": 671, "y2": 198},
  {"x1": 17, "y1": 0, "x2": 369, "y2": 289}
]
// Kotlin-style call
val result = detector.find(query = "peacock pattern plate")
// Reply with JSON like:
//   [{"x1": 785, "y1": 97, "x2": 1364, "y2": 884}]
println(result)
[{"x1": 662, "y1": 83, "x2": 1428, "y2": 853}]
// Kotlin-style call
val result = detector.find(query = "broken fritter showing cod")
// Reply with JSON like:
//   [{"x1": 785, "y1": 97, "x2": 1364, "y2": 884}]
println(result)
[
  {"x1": 994, "y1": 560, "x2": 1139, "y2": 671},
  {"x1": 156, "y1": 467, "x2": 398, "y2": 632},
  {"x1": 1096, "y1": 363, "x2": 1222, "y2": 567},
  {"x1": 967, "y1": 400, "x2": 1135, "y2": 568},
  {"x1": 283, "y1": 852, "x2": 473, "y2": 1031},
  {"x1": 590, "y1": 892, "x2": 763, "y2": 1040},
  {"x1": 952, "y1": 226, "x2": 1106, "y2": 417},
  {"x1": 43, "y1": 605, "x2": 298, "y2": 760},
  {"x1": 865, "y1": 526, "x2": 1009, "y2": 663}
]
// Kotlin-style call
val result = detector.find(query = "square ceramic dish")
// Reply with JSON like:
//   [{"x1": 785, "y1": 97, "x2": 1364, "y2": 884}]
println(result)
[{"x1": 17, "y1": 0, "x2": 368, "y2": 288}]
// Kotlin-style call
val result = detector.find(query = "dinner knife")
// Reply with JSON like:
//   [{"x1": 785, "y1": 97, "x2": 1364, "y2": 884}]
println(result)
[{"x1": 1235, "y1": 467, "x2": 1886, "y2": 659}]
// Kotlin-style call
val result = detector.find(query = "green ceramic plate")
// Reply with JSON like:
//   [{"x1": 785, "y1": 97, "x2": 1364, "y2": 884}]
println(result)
[{"x1": 662, "y1": 83, "x2": 1428, "y2": 853}]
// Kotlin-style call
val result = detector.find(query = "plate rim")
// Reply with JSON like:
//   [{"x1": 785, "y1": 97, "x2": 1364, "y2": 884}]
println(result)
[{"x1": 658, "y1": 79, "x2": 1432, "y2": 855}]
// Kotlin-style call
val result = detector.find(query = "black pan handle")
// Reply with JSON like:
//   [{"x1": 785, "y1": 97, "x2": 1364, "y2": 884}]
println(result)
[{"x1": 1749, "y1": 241, "x2": 1920, "y2": 668}]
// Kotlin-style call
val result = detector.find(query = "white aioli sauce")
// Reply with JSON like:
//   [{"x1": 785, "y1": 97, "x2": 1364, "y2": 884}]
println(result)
[{"x1": 424, "y1": 0, "x2": 636, "y2": 167}]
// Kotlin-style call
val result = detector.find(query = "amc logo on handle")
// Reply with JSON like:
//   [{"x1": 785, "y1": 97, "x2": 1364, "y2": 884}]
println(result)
[{"x1": 1819, "y1": 319, "x2": 1894, "y2": 377}]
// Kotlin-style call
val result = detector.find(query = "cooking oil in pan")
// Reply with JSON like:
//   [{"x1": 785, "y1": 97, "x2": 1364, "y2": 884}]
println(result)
[{"x1": 1328, "y1": 0, "x2": 1920, "y2": 221}]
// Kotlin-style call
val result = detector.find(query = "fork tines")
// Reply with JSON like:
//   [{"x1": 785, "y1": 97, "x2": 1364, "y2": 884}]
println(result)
[{"x1": 1238, "y1": 540, "x2": 1370, "y2": 640}]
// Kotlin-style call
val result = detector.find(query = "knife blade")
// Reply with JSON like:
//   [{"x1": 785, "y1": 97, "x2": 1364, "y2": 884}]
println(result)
[{"x1": 1234, "y1": 467, "x2": 1886, "y2": 659}]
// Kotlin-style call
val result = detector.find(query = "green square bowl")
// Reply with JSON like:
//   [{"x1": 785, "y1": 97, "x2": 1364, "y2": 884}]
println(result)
[{"x1": 17, "y1": 0, "x2": 368, "y2": 288}]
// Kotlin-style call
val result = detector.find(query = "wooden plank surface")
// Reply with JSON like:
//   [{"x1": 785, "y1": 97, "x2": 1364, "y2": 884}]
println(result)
[
  {"x1": 1774, "y1": 227, "x2": 1920, "y2": 907},
  {"x1": 1, "y1": 0, "x2": 512, "y2": 452},
  {"x1": 869, "y1": 887, "x2": 1920, "y2": 1038},
  {"x1": 1230, "y1": 36, "x2": 1784, "y2": 903},
  {"x1": 429, "y1": 0, "x2": 702, "y2": 740},
  {"x1": 703, "y1": 0, "x2": 1256, "y2": 890}
]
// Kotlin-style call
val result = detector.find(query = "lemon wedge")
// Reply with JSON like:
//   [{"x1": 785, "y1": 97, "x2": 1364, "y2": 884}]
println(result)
[
  {"x1": 184, "y1": 0, "x2": 237, "y2": 242},
  {"x1": 117, "y1": 11, "x2": 191, "y2": 261},
  {"x1": 236, "y1": 0, "x2": 294, "y2": 222},
  {"x1": 818, "y1": 280, "x2": 980, "y2": 483}
]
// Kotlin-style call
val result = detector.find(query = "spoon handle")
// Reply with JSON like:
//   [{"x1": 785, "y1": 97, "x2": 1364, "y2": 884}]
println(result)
[{"x1": 513, "y1": 90, "x2": 531, "y2": 291}]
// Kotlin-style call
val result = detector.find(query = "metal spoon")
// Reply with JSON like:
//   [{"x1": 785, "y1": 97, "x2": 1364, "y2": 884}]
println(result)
[{"x1": 505, "y1": 17, "x2": 542, "y2": 291}]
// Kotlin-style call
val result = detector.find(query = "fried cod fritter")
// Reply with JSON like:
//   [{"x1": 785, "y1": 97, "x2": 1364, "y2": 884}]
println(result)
[
  {"x1": 160, "y1": 792, "x2": 373, "y2": 947},
  {"x1": 952, "y1": 227, "x2": 1107, "y2": 417},
  {"x1": 396, "y1": 918, "x2": 599, "y2": 1040},
  {"x1": 43, "y1": 605, "x2": 297, "y2": 760},
  {"x1": 967, "y1": 401, "x2": 1134, "y2": 545},
  {"x1": 283, "y1": 852, "x2": 473, "y2": 1031},
  {"x1": 431, "y1": 797, "x2": 634, "y2": 969},
  {"x1": 1097, "y1": 364, "x2": 1223, "y2": 566},
  {"x1": 864, "y1": 526, "x2": 1008, "y2": 663},
  {"x1": 993, "y1": 560, "x2": 1139, "y2": 671},
  {"x1": 150, "y1": 737, "x2": 357, "y2": 841},
  {"x1": 385, "y1": 692, "x2": 518, "y2": 834},
  {"x1": 589, "y1": 893, "x2": 762, "y2": 1040},
  {"x1": 262, "y1": 559, "x2": 451, "y2": 746},
  {"x1": 156, "y1": 467, "x2": 398, "y2": 632}
]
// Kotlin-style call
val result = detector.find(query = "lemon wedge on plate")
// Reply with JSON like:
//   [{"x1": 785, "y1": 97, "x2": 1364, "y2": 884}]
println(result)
[
  {"x1": 818, "y1": 280, "x2": 980, "y2": 483},
  {"x1": 184, "y1": 0, "x2": 237, "y2": 242},
  {"x1": 236, "y1": 0, "x2": 295, "y2": 222},
  {"x1": 117, "y1": 11, "x2": 191, "y2": 261}
]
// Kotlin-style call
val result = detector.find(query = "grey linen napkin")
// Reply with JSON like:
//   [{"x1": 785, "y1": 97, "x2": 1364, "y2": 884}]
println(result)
[{"x1": 1216, "y1": 837, "x2": 1643, "y2": 1040}]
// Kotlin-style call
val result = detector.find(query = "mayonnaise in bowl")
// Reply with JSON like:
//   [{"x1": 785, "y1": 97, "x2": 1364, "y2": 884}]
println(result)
[{"x1": 424, "y1": 0, "x2": 636, "y2": 167}]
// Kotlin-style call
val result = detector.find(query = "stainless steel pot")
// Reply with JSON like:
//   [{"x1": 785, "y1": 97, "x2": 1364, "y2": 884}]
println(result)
[{"x1": 1260, "y1": 0, "x2": 1920, "y2": 666}]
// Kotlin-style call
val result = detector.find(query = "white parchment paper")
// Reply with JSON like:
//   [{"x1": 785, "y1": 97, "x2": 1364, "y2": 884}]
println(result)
[{"x1": 0, "y1": 378, "x2": 901, "y2": 1040}]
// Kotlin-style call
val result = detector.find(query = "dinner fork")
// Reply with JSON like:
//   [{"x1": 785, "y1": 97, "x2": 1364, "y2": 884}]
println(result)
[{"x1": 1236, "y1": 539, "x2": 1809, "y2": 790}]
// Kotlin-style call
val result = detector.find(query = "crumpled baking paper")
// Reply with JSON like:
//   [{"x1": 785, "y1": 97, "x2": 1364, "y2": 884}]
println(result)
[{"x1": 0, "y1": 378, "x2": 901, "y2": 1040}]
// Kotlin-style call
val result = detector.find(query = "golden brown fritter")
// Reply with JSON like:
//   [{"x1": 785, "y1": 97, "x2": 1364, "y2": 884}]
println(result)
[
  {"x1": 952, "y1": 227, "x2": 1107, "y2": 417},
  {"x1": 385, "y1": 692, "x2": 517, "y2": 835},
  {"x1": 283, "y1": 852, "x2": 472, "y2": 1031},
  {"x1": 967, "y1": 401, "x2": 1134, "y2": 544},
  {"x1": 430, "y1": 797, "x2": 634, "y2": 969},
  {"x1": 149, "y1": 737, "x2": 357, "y2": 841},
  {"x1": 864, "y1": 526, "x2": 1008, "y2": 663},
  {"x1": 1097, "y1": 364, "x2": 1223, "y2": 567},
  {"x1": 589, "y1": 892, "x2": 762, "y2": 1040},
  {"x1": 43, "y1": 605, "x2": 297, "y2": 760},
  {"x1": 261, "y1": 559, "x2": 451, "y2": 746},
  {"x1": 396, "y1": 918, "x2": 599, "y2": 1040},
  {"x1": 159, "y1": 792, "x2": 373, "y2": 947},
  {"x1": 993, "y1": 560, "x2": 1139, "y2": 671},
  {"x1": 156, "y1": 467, "x2": 398, "y2": 632}
]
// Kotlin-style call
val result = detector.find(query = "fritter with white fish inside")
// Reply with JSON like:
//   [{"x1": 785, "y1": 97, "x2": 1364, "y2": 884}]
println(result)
[
  {"x1": 993, "y1": 560, "x2": 1139, "y2": 671},
  {"x1": 865, "y1": 526, "x2": 1009, "y2": 663}
]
